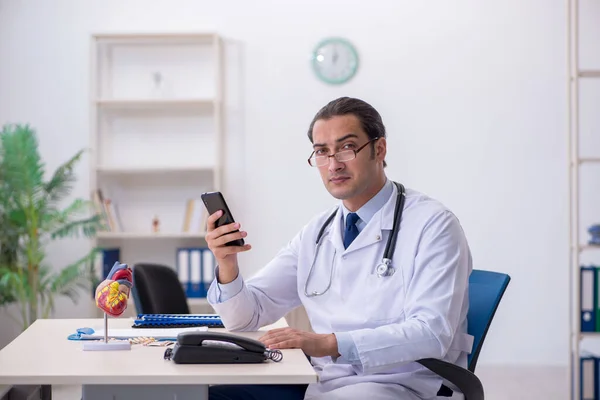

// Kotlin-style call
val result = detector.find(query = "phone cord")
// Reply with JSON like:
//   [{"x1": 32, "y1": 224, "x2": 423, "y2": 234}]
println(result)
[
  {"x1": 265, "y1": 349, "x2": 283, "y2": 362},
  {"x1": 164, "y1": 348, "x2": 173, "y2": 360}
]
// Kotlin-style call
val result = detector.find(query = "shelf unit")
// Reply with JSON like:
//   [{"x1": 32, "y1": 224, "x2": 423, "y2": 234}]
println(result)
[
  {"x1": 568, "y1": 1, "x2": 600, "y2": 398},
  {"x1": 88, "y1": 32, "x2": 223, "y2": 314},
  {"x1": 96, "y1": 98, "x2": 215, "y2": 108}
]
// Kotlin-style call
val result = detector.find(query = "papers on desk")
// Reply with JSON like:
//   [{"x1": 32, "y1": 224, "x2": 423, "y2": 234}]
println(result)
[{"x1": 68, "y1": 326, "x2": 207, "y2": 341}]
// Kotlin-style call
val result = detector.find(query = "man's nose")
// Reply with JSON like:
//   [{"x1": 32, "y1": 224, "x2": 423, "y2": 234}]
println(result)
[{"x1": 328, "y1": 156, "x2": 344, "y2": 172}]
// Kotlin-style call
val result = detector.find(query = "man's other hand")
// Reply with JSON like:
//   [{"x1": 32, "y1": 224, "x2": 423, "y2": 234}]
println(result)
[{"x1": 258, "y1": 327, "x2": 340, "y2": 358}]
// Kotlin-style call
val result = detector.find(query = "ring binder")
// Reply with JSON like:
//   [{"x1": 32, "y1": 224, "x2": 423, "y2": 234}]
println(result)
[{"x1": 132, "y1": 314, "x2": 225, "y2": 329}]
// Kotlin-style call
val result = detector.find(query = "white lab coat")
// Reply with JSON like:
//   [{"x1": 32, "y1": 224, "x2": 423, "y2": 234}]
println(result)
[{"x1": 207, "y1": 183, "x2": 473, "y2": 400}]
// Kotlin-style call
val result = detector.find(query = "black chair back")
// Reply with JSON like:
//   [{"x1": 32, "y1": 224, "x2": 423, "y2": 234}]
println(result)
[{"x1": 131, "y1": 263, "x2": 190, "y2": 315}]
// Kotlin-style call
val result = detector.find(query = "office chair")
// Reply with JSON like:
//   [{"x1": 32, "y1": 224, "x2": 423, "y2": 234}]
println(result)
[
  {"x1": 417, "y1": 269, "x2": 511, "y2": 400},
  {"x1": 131, "y1": 263, "x2": 190, "y2": 315}
]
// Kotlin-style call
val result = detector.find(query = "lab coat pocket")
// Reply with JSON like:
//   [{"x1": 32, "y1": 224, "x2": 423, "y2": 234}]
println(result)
[{"x1": 362, "y1": 268, "x2": 406, "y2": 324}]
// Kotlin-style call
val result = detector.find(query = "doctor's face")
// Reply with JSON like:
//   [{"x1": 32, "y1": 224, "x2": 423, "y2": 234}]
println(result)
[{"x1": 310, "y1": 115, "x2": 387, "y2": 209}]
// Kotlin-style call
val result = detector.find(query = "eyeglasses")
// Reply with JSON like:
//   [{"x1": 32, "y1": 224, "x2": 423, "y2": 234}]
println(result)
[{"x1": 307, "y1": 138, "x2": 379, "y2": 167}]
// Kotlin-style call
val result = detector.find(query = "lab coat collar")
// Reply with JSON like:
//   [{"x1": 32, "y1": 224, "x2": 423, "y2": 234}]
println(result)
[
  {"x1": 328, "y1": 181, "x2": 400, "y2": 254},
  {"x1": 378, "y1": 180, "x2": 400, "y2": 231},
  {"x1": 328, "y1": 206, "x2": 346, "y2": 252}
]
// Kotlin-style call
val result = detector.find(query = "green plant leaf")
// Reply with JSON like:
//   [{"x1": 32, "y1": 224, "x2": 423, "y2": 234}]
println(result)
[
  {"x1": 0, "y1": 267, "x2": 18, "y2": 305},
  {"x1": 50, "y1": 213, "x2": 104, "y2": 240},
  {"x1": 44, "y1": 149, "x2": 85, "y2": 205},
  {"x1": 0, "y1": 123, "x2": 102, "y2": 329},
  {"x1": 0, "y1": 124, "x2": 46, "y2": 210},
  {"x1": 58, "y1": 250, "x2": 97, "y2": 293},
  {"x1": 0, "y1": 227, "x2": 21, "y2": 270},
  {"x1": 41, "y1": 249, "x2": 97, "y2": 318},
  {"x1": 0, "y1": 266, "x2": 28, "y2": 327},
  {"x1": 8, "y1": 208, "x2": 26, "y2": 226},
  {"x1": 42, "y1": 198, "x2": 87, "y2": 230},
  {"x1": 39, "y1": 197, "x2": 104, "y2": 241}
]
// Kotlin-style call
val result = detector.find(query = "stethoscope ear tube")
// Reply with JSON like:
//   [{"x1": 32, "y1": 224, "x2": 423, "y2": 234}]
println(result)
[
  {"x1": 316, "y1": 209, "x2": 338, "y2": 245},
  {"x1": 383, "y1": 183, "x2": 406, "y2": 261}
]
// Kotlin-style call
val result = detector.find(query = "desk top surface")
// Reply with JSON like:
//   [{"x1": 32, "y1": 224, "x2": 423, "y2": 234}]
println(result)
[{"x1": 0, "y1": 317, "x2": 317, "y2": 386}]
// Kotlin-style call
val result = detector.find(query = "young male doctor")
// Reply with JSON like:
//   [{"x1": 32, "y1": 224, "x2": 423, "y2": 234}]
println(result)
[{"x1": 206, "y1": 97, "x2": 473, "y2": 400}]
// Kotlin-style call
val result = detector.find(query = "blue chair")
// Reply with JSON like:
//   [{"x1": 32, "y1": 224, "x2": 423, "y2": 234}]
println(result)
[{"x1": 417, "y1": 269, "x2": 511, "y2": 400}]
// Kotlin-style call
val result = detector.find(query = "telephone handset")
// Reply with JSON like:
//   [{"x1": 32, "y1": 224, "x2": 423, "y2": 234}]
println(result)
[{"x1": 164, "y1": 331, "x2": 283, "y2": 364}]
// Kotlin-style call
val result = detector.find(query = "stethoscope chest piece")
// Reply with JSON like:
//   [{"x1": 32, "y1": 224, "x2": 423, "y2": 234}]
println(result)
[{"x1": 376, "y1": 258, "x2": 395, "y2": 278}]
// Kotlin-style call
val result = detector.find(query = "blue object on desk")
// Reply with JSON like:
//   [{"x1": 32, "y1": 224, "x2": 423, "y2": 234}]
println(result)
[
  {"x1": 68, "y1": 327, "x2": 96, "y2": 340},
  {"x1": 67, "y1": 326, "x2": 198, "y2": 341},
  {"x1": 132, "y1": 314, "x2": 224, "y2": 328}
]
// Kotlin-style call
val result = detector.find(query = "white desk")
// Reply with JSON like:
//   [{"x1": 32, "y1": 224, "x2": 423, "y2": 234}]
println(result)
[{"x1": 0, "y1": 317, "x2": 317, "y2": 400}]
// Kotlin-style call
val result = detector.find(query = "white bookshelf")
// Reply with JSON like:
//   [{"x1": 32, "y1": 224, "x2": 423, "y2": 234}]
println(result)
[
  {"x1": 568, "y1": 1, "x2": 600, "y2": 398},
  {"x1": 96, "y1": 166, "x2": 213, "y2": 175},
  {"x1": 89, "y1": 32, "x2": 223, "y2": 315},
  {"x1": 96, "y1": 98, "x2": 215, "y2": 107}
]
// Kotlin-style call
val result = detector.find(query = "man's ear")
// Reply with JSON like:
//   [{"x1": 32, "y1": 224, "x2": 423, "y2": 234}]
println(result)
[{"x1": 376, "y1": 137, "x2": 387, "y2": 161}]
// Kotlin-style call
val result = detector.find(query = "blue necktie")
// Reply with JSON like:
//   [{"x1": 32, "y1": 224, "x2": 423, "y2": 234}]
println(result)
[{"x1": 343, "y1": 213, "x2": 360, "y2": 249}]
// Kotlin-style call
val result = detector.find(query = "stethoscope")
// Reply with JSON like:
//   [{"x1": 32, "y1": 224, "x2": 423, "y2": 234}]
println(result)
[{"x1": 304, "y1": 182, "x2": 406, "y2": 297}]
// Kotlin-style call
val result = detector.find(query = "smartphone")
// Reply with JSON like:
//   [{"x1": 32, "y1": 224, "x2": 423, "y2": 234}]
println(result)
[{"x1": 200, "y1": 191, "x2": 245, "y2": 247}]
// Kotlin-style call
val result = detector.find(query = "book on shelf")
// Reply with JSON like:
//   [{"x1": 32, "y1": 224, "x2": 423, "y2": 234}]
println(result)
[
  {"x1": 92, "y1": 189, "x2": 124, "y2": 232},
  {"x1": 182, "y1": 198, "x2": 207, "y2": 233}
]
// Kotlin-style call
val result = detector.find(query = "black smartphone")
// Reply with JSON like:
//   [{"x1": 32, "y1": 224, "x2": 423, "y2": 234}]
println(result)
[{"x1": 200, "y1": 191, "x2": 245, "y2": 247}]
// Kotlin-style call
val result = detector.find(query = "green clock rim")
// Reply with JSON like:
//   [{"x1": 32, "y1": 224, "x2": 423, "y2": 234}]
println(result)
[{"x1": 311, "y1": 37, "x2": 359, "y2": 85}]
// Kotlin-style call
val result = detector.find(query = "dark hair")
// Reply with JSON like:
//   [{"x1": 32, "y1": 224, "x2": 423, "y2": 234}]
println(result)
[{"x1": 307, "y1": 97, "x2": 387, "y2": 167}]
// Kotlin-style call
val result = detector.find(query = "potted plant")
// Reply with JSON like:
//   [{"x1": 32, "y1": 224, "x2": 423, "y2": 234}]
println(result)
[{"x1": 0, "y1": 124, "x2": 104, "y2": 330}]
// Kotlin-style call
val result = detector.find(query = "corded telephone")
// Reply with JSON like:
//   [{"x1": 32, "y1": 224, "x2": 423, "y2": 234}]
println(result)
[{"x1": 163, "y1": 331, "x2": 283, "y2": 364}]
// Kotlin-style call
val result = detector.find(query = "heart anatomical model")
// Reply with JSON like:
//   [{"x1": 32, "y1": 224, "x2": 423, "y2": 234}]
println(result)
[{"x1": 95, "y1": 262, "x2": 134, "y2": 317}]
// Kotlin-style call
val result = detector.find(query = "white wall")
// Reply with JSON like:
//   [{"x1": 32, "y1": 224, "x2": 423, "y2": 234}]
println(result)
[{"x1": 0, "y1": 0, "x2": 594, "y2": 366}]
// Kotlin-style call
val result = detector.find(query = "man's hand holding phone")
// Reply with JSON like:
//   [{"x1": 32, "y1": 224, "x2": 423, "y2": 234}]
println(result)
[{"x1": 205, "y1": 210, "x2": 252, "y2": 285}]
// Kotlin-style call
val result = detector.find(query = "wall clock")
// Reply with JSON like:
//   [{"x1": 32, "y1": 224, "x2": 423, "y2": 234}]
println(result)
[{"x1": 311, "y1": 37, "x2": 359, "y2": 85}]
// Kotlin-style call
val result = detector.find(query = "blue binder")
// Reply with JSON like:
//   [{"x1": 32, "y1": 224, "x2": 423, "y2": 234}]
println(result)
[
  {"x1": 91, "y1": 248, "x2": 120, "y2": 298},
  {"x1": 189, "y1": 248, "x2": 204, "y2": 298},
  {"x1": 101, "y1": 248, "x2": 120, "y2": 279},
  {"x1": 176, "y1": 248, "x2": 192, "y2": 298},
  {"x1": 132, "y1": 314, "x2": 224, "y2": 328},
  {"x1": 581, "y1": 266, "x2": 597, "y2": 332},
  {"x1": 177, "y1": 248, "x2": 206, "y2": 298},
  {"x1": 201, "y1": 248, "x2": 215, "y2": 295},
  {"x1": 580, "y1": 355, "x2": 599, "y2": 400}
]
